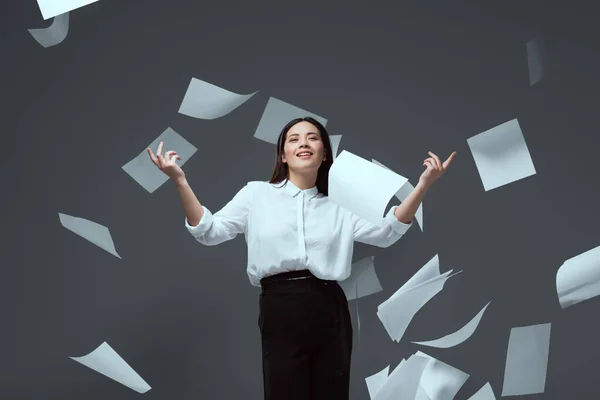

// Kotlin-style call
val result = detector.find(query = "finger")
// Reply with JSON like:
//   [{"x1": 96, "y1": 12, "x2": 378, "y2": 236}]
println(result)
[
  {"x1": 147, "y1": 147, "x2": 156, "y2": 160},
  {"x1": 442, "y1": 151, "x2": 457, "y2": 169},
  {"x1": 165, "y1": 150, "x2": 177, "y2": 161},
  {"x1": 426, "y1": 152, "x2": 439, "y2": 169},
  {"x1": 428, "y1": 151, "x2": 442, "y2": 170},
  {"x1": 423, "y1": 160, "x2": 435, "y2": 170},
  {"x1": 156, "y1": 141, "x2": 164, "y2": 158}
]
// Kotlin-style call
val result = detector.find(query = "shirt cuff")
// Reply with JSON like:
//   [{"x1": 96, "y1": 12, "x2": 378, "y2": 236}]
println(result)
[
  {"x1": 385, "y1": 206, "x2": 412, "y2": 235},
  {"x1": 185, "y1": 206, "x2": 213, "y2": 237}
]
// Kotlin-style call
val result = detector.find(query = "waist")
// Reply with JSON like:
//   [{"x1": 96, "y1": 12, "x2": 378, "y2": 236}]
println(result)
[{"x1": 260, "y1": 270, "x2": 338, "y2": 294}]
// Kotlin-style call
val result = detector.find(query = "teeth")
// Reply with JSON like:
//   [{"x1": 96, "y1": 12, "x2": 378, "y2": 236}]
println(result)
[{"x1": 298, "y1": 153, "x2": 312, "y2": 156}]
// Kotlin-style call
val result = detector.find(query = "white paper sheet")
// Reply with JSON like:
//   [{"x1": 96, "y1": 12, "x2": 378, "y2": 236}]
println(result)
[
  {"x1": 526, "y1": 38, "x2": 545, "y2": 86},
  {"x1": 379, "y1": 254, "x2": 440, "y2": 309},
  {"x1": 59, "y1": 213, "x2": 121, "y2": 258},
  {"x1": 122, "y1": 127, "x2": 197, "y2": 193},
  {"x1": 412, "y1": 301, "x2": 491, "y2": 348},
  {"x1": 556, "y1": 245, "x2": 600, "y2": 309},
  {"x1": 377, "y1": 270, "x2": 457, "y2": 342},
  {"x1": 28, "y1": 13, "x2": 69, "y2": 47},
  {"x1": 415, "y1": 351, "x2": 470, "y2": 400},
  {"x1": 37, "y1": 0, "x2": 99, "y2": 20},
  {"x1": 468, "y1": 382, "x2": 496, "y2": 400},
  {"x1": 372, "y1": 158, "x2": 423, "y2": 231},
  {"x1": 329, "y1": 150, "x2": 408, "y2": 226},
  {"x1": 466, "y1": 118, "x2": 536, "y2": 191},
  {"x1": 501, "y1": 323, "x2": 551, "y2": 396},
  {"x1": 372, "y1": 355, "x2": 429, "y2": 400},
  {"x1": 253, "y1": 97, "x2": 328, "y2": 144},
  {"x1": 178, "y1": 78, "x2": 256, "y2": 120},
  {"x1": 330, "y1": 134, "x2": 342, "y2": 160},
  {"x1": 365, "y1": 365, "x2": 389, "y2": 400},
  {"x1": 70, "y1": 342, "x2": 151, "y2": 393},
  {"x1": 339, "y1": 256, "x2": 383, "y2": 301}
]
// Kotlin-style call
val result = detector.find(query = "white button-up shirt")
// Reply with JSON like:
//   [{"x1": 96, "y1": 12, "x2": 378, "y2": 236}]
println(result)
[{"x1": 185, "y1": 180, "x2": 412, "y2": 287}]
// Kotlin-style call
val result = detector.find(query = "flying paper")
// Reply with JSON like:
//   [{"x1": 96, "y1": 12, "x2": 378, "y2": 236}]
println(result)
[
  {"x1": 556, "y1": 245, "x2": 600, "y2": 308},
  {"x1": 377, "y1": 255, "x2": 460, "y2": 342},
  {"x1": 372, "y1": 158, "x2": 423, "y2": 231},
  {"x1": 412, "y1": 301, "x2": 491, "y2": 348},
  {"x1": 339, "y1": 256, "x2": 383, "y2": 301},
  {"x1": 468, "y1": 382, "x2": 496, "y2": 400},
  {"x1": 178, "y1": 78, "x2": 256, "y2": 119},
  {"x1": 253, "y1": 97, "x2": 327, "y2": 144},
  {"x1": 28, "y1": 13, "x2": 69, "y2": 47},
  {"x1": 330, "y1": 134, "x2": 342, "y2": 160},
  {"x1": 365, "y1": 365, "x2": 389, "y2": 400},
  {"x1": 526, "y1": 37, "x2": 546, "y2": 86},
  {"x1": 36, "y1": 0, "x2": 99, "y2": 20},
  {"x1": 501, "y1": 323, "x2": 551, "y2": 396},
  {"x1": 70, "y1": 342, "x2": 151, "y2": 393},
  {"x1": 329, "y1": 150, "x2": 408, "y2": 226},
  {"x1": 467, "y1": 118, "x2": 536, "y2": 191},
  {"x1": 59, "y1": 213, "x2": 120, "y2": 258},
  {"x1": 415, "y1": 351, "x2": 470, "y2": 400},
  {"x1": 372, "y1": 355, "x2": 429, "y2": 400},
  {"x1": 122, "y1": 127, "x2": 197, "y2": 193}
]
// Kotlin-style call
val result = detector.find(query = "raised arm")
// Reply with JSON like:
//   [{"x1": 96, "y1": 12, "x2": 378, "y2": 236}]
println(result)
[
  {"x1": 175, "y1": 178, "x2": 204, "y2": 226},
  {"x1": 147, "y1": 141, "x2": 204, "y2": 226}
]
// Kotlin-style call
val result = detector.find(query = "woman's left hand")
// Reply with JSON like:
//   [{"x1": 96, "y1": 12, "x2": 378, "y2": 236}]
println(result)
[{"x1": 419, "y1": 151, "x2": 457, "y2": 187}]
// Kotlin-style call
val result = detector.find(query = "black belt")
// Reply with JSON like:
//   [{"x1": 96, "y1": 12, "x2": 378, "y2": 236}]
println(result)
[{"x1": 260, "y1": 270, "x2": 337, "y2": 293}]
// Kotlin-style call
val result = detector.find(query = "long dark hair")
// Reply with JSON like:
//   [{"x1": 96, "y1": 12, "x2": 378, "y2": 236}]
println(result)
[{"x1": 268, "y1": 117, "x2": 334, "y2": 195}]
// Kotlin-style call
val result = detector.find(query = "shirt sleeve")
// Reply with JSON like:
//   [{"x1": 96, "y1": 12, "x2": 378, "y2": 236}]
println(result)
[
  {"x1": 351, "y1": 205, "x2": 412, "y2": 248},
  {"x1": 185, "y1": 181, "x2": 258, "y2": 246}
]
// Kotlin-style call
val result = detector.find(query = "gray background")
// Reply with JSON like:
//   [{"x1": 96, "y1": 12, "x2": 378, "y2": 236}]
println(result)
[{"x1": 3, "y1": 0, "x2": 600, "y2": 399}]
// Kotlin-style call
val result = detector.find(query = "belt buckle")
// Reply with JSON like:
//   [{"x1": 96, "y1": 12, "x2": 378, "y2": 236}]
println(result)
[{"x1": 286, "y1": 276, "x2": 311, "y2": 281}]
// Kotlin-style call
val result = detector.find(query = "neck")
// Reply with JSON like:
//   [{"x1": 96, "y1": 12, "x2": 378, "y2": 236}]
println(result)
[{"x1": 287, "y1": 170, "x2": 318, "y2": 190}]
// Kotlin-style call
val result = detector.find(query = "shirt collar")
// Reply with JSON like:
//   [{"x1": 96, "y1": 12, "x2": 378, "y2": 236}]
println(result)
[{"x1": 271, "y1": 179, "x2": 320, "y2": 200}]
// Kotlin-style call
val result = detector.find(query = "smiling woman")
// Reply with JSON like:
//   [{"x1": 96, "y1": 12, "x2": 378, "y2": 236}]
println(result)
[
  {"x1": 146, "y1": 114, "x2": 455, "y2": 400},
  {"x1": 269, "y1": 117, "x2": 334, "y2": 195}
]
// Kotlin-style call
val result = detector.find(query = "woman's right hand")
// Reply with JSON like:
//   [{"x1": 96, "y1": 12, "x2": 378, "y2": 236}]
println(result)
[{"x1": 147, "y1": 141, "x2": 185, "y2": 183}]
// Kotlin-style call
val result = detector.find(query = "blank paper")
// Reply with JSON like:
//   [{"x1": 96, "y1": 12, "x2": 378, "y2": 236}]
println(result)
[
  {"x1": 372, "y1": 355, "x2": 429, "y2": 400},
  {"x1": 329, "y1": 150, "x2": 408, "y2": 226},
  {"x1": 59, "y1": 213, "x2": 120, "y2": 258},
  {"x1": 556, "y1": 245, "x2": 600, "y2": 309},
  {"x1": 178, "y1": 78, "x2": 256, "y2": 119},
  {"x1": 415, "y1": 351, "x2": 470, "y2": 400},
  {"x1": 253, "y1": 97, "x2": 327, "y2": 145},
  {"x1": 377, "y1": 270, "x2": 456, "y2": 342},
  {"x1": 28, "y1": 13, "x2": 69, "y2": 47},
  {"x1": 365, "y1": 365, "x2": 389, "y2": 400},
  {"x1": 467, "y1": 118, "x2": 536, "y2": 191},
  {"x1": 37, "y1": 0, "x2": 99, "y2": 20},
  {"x1": 122, "y1": 127, "x2": 197, "y2": 193},
  {"x1": 70, "y1": 342, "x2": 151, "y2": 393},
  {"x1": 501, "y1": 323, "x2": 551, "y2": 396},
  {"x1": 468, "y1": 382, "x2": 496, "y2": 400},
  {"x1": 339, "y1": 256, "x2": 383, "y2": 301},
  {"x1": 526, "y1": 38, "x2": 545, "y2": 86},
  {"x1": 412, "y1": 301, "x2": 491, "y2": 348},
  {"x1": 330, "y1": 134, "x2": 342, "y2": 160},
  {"x1": 372, "y1": 158, "x2": 423, "y2": 231}
]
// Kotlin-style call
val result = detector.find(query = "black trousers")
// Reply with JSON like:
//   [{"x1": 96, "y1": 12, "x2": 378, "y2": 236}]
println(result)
[{"x1": 258, "y1": 270, "x2": 353, "y2": 400}]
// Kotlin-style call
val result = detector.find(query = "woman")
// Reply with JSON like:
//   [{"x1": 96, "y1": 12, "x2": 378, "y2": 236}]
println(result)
[{"x1": 147, "y1": 117, "x2": 456, "y2": 400}]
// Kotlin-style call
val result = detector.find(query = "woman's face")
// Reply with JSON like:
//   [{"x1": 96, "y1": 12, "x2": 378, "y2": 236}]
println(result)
[{"x1": 281, "y1": 121, "x2": 326, "y2": 172}]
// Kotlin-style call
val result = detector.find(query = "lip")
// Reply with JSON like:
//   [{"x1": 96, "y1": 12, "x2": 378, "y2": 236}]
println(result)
[{"x1": 296, "y1": 151, "x2": 313, "y2": 157}]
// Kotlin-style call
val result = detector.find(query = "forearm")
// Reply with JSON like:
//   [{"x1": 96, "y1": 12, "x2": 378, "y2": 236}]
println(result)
[
  {"x1": 393, "y1": 182, "x2": 429, "y2": 224},
  {"x1": 174, "y1": 178, "x2": 204, "y2": 226}
]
